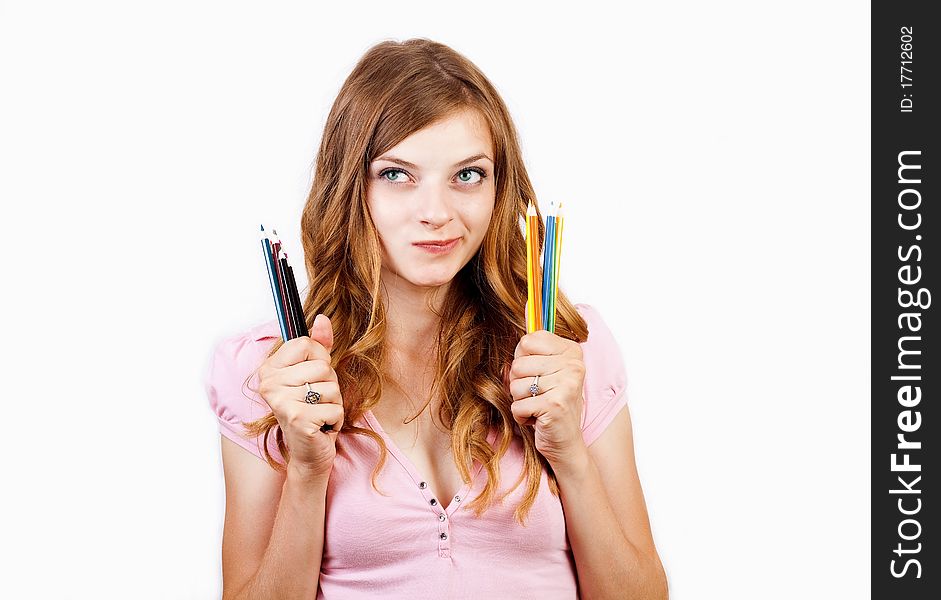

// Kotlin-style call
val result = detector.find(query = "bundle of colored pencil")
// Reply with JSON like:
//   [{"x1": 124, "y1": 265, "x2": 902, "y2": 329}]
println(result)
[
  {"x1": 260, "y1": 224, "x2": 308, "y2": 341},
  {"x1": 525, "y1": 200, "x2": 565, "y2": 333}
]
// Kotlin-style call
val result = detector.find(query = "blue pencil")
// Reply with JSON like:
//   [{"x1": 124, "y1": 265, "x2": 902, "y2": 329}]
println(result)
[{"x1": 541, "y1": 208, "x2": 556, "y2": 329}]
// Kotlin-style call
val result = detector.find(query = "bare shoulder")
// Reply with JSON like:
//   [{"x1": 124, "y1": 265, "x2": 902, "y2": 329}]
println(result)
[{"x1": 219, "y1": 435, "x2": 287, "y2": 596}]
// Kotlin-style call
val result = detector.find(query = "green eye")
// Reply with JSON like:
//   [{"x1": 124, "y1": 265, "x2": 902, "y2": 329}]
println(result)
[
  {"x1": 457, "y1": 168, "x2": 483, "y2": 184},
  {"x1": 381, "y1": 169, "x2": 407, "y2": 183}
]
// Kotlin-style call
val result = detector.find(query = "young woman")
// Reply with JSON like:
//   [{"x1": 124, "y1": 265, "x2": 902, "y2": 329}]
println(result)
[{"x1": 206, "y1": 38, "x2": 667, "y2": 600}]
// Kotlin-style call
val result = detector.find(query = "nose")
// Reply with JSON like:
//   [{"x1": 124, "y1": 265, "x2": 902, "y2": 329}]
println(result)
[{"x1": 417, "y1": 181, "x2": 453, "y2": 228}]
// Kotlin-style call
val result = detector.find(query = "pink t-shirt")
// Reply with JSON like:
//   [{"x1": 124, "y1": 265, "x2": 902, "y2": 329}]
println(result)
[{"x1": 205, "y1": 303, "x2": 628, "y2": 599}]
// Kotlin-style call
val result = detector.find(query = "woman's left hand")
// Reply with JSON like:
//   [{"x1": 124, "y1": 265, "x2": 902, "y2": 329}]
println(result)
[{"x1": 509, "y1": 329, "x2": 588, "y2": 470}]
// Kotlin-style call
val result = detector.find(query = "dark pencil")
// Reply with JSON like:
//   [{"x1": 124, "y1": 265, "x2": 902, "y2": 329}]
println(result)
[
  {"x1": 279, "y1": 255, "x2": 298, "y2": 339},
  {"x1": 284, "y1": 254, "x2": 309, "y2": 338},
  {"x1": 271, "y1": 230, "x2": 294, "y2": 340}
]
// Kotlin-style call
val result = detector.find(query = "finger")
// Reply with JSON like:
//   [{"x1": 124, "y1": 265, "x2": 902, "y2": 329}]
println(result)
[
  {"x1": 290, "y1": 380, "x2": 342, "y2": 407},
  {"x1": 259, "y1": 375, "x2": 340, "y2": 414},
  {"x1": 508, "y1": 354, "x2": 563, "y2": 381},
  {"x1": 509, "y1": 371, "x2": 559, "y2": 401},
  {"x1": 310, "y1": 314, "x2": 334, "y2": 353},
  {"x1": 277, "y1": 358, "x2": 339, "y2": 387},
  {"x1": 263, "y1": 380, "x2": 341, "y2": 412},
  {"x1": 286, "y1": 402, "x2": 345, "y2": 433},
  {"x1": 514, "y1": 330, "x2": 564, "y2": 359},
  {"x1": 268, "y1": 335, "x2": 331, "y2": 369},
  {"x1": 510, "y1": 396, "x2": 541, "y2": 427}
]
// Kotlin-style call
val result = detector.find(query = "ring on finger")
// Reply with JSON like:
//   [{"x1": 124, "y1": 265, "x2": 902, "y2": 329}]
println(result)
[
  {"x1": 529, "y1": 374, "x2": 540, "y2": 397},
  {"x1": 305, "y1": 382, "x2": 321, "y2": 404}
]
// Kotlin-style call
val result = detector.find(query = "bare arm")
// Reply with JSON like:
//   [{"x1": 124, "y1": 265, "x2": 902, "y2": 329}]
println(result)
[
  {"x1": 220, "y1": 435, "x2": 329, "y2": 600},
  {"x1": 556, "y1": 407, "x2": 668, "y2": 600}
]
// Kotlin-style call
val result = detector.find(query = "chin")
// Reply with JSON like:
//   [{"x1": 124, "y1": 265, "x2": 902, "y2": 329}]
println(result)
[
  {"x1": 383, "y1": 259, "x2": 466, "y2": 289},
  {"x1": 410, "y1": 275, "x2": 455, "y2": 288},
  {"x1": 402, "y1": 268, "x2": 459, "y2": 288}
]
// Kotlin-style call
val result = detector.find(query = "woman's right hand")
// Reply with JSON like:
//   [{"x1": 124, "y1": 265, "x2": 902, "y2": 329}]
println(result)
[{"x1": 256, "y1": 314, "x2": 344, "y2": 481}]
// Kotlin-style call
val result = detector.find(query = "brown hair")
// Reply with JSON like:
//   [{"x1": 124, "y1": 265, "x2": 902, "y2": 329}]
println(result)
[{"x1": 243, "y1": 38, "x2": 587, "y2": 525}]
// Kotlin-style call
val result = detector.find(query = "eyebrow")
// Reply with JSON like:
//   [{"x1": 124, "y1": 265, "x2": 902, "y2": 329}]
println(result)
[{"x1": 373, "y1": 153, "x2": 494, "y2": 169}]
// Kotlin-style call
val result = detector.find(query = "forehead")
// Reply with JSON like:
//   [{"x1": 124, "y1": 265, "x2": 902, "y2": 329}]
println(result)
[{"x1": 376, "y1": 109, "x2": 494, "y2": 163}]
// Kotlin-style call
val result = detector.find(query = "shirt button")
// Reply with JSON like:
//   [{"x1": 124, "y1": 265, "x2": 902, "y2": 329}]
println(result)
[
  {"x1": 419, "y1": 481, "x2": 428, "y2": 489},
  {"x1": 438, "y1": 513, "x2": 447, "y2": 522},
  {"x1": 454, "y1": 495, "x2": 461, "y2": 502},
  {"x1": 430, "y1": 498, "x2": 438, "y2": 506},
  {"x1": 440, "y1": 532, "x2": 448, "y2": 540}
]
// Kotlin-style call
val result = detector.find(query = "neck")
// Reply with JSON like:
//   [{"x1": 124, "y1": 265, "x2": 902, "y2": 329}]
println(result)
[{"x1": 379, "y1": 267, "x2": 448, "y2": 364}]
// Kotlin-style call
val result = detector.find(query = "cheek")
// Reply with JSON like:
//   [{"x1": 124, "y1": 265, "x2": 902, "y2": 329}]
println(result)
[
  {"x1": 366, "y1": 194, "x2": 402, "y2": 239},
  {"x1": 464, "y1": 197, "x2": 495, "y2": 234}
]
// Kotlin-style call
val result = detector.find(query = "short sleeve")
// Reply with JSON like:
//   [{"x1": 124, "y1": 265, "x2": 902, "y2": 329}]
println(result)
[
  {"x1": 204, "y1": 320, "x2": 285, "y2": 463},
  {"x1": 575, "y1": 303, "x2": 629, "y2": 447}
]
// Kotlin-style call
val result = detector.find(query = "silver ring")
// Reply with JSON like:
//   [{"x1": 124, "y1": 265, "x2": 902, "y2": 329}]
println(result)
[
  {"x1": 305, "y1": 382, "x2": 321, "y2": 404},
  {"x1": 529, "y1": 374, "x2": 540, "y2": 397}
]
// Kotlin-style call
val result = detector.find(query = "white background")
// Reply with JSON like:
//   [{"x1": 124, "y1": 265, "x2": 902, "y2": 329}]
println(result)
[{"x1": 0, "y1": 1, "x2": 870, "y2": 598}]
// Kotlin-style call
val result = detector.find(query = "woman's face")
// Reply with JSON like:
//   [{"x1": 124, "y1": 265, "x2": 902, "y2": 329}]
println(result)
[{"x1": 367, "y1": 109, "x2": 496, "y2": 292}]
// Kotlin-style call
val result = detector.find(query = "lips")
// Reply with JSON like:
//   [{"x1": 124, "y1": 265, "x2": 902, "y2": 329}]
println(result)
[
  {"x1": 413, "y1": 237, "x2": 460, "y2": 253},
  {"x1": 413, "y1": 238, "x2": 460, "y2": 246}
]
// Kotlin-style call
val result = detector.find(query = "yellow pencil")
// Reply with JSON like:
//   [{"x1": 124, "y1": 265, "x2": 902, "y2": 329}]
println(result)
[
  {"x1": 526, "y1": 202, "x2": 535, "y2": 332},
  {"x1": 526, "y1": 201, "x2": 542, "y2": 332}
]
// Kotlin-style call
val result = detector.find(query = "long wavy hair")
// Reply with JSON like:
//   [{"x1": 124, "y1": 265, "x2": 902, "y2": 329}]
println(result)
[{"x1": 243, "y1": 38, "x2": 588, "y2": 525}]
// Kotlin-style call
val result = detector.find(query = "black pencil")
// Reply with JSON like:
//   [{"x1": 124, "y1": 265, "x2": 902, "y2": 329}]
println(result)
[
  {"x1": 284, "y1": 256, "x2": 309, "y2": 338},
  {"x1": 279, "y1": 255, "x2": 299, "y2": 338}
]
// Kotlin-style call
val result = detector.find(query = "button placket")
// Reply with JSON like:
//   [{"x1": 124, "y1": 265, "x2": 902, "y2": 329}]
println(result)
[
  {"x1": 415, "y1": 482, "x2": 451, "y2": 557},
  {"x1": 436, "y1": 494, "x2": 464, "y2": 558},
  {"x1": 433, "y1": 496, "x2": 451, "y2": 556},
  {"x1": 437, "y1": 514, "x2": 451, "y2": 558}
]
